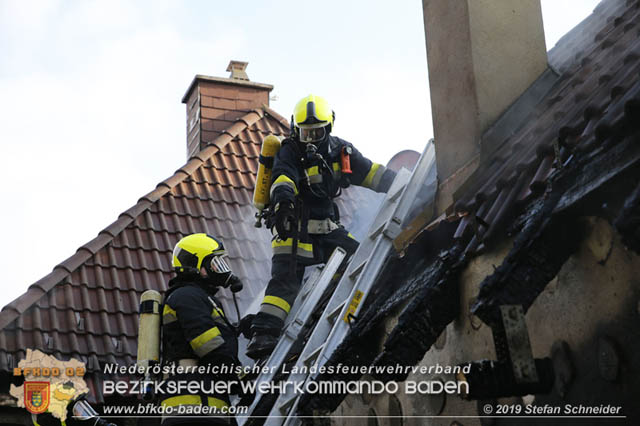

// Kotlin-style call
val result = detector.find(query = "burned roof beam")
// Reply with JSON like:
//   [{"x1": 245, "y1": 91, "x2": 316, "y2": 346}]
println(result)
[
  {"x1": 473, "y1": 119, "x2": 640, "y2": 324},
  {"x1": 471, "y1": 212, "x2": 583, "y2": 325},
  {"x1": 297, "y1": 241, "x2": 468, "y2": 415},
  {"x1": 555, "y1": 134, "x2": 640, "y2": 214},
  {"x1": 370, "y1": 244, "x2": 467, "y2": 381}
]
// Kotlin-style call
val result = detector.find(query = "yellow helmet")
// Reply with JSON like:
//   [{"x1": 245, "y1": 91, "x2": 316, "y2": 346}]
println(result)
[
  {"x1": 292, "y1": 94, "x2": 335, "y2": 143},
  {"x1": 172, "y1": 233, "x2": 230, "y2": 276}
]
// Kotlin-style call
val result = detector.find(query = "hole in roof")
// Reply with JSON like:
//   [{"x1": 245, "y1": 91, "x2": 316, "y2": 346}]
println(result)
[
  {"x1": 44, "y1": 333, "x2": 53, "y2": 349},
  {"x1": 75, "y1": 312, "x2": 85, "y2": 331}
]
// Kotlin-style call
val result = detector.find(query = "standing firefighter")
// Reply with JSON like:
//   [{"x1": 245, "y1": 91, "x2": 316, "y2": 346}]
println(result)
[
  {"x1": 160, "y1": 233, "x2": 242, "y2": 425},
  {"x1": 246, "y1": 94, "x2": 397, "y2": 359}
]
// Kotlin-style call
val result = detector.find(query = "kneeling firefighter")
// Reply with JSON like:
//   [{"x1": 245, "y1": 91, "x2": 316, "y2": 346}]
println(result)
[
  {"x1": 246, "y1": 94, "x2": 397, "y2": 359},
  {"x1": 160, "y1": 233, "x2": 243, "y2": 425}
]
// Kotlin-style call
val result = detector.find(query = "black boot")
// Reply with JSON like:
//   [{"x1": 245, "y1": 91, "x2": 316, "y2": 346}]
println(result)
[{"x1": 246, "y1": 333, "x2": 278, "y2": 360}]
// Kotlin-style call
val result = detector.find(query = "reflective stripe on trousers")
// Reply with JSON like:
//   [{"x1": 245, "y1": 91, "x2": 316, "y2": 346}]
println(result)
[{"x1": 271, "y1": 238, "x2": 314, "y2": 258}]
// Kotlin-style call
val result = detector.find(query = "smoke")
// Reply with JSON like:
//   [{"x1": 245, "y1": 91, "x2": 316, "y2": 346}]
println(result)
[
  {"x1": 342, "y1": 188, "x2": 386, "y2": 241},
  {"x1": 403, "y1": 151, "x2": 438, "y2": 226}
]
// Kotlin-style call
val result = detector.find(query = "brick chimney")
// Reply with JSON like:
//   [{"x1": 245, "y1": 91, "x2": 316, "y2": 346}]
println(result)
[
  {"x1": 423, "y1": 0, "x2": 548, "y2": 213},
  {"x1": 181, "y1": 61, "x2": 274, "y2": 158}
]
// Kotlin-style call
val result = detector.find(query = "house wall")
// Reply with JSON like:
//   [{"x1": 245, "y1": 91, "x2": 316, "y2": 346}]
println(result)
[{"x1": 332, "y1": 217, "x2": 640, "y2": 425}]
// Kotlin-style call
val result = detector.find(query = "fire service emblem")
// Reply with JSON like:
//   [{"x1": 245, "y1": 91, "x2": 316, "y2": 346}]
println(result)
[{"x1": 24, "y1": 382, "x2": 50, "y2": 414}]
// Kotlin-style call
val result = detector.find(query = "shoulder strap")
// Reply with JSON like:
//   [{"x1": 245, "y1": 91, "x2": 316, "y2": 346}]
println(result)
[{"x1": 207, "y1": 296, "x2": 239, "y2": 335}]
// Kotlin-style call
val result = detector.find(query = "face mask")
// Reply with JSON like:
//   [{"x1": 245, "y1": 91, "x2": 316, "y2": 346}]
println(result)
[
  {"x1": 299, "y1": 126, "x2": 327, "y2": 143},
  {"x1": 201, "y1": 272, "x2": 231, "y2": 289},
  {"x1": 200, "y1": 253, "x2": 232, "y2": 288},
  {"x1": 209, "y1": 253, "x2": 231, "y2": 274}
]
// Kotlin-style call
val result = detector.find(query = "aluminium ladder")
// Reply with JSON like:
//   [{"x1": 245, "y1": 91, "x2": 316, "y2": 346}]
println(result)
[
  {"x1": 239, "y1": 141, "x2": 437, "y2": 425},
  {"x1": 236, "y1": 248, "x2": 348, "y2": 426},
  {"x1": 269, "y1": 141, "x2": 436, "y2": 426}
]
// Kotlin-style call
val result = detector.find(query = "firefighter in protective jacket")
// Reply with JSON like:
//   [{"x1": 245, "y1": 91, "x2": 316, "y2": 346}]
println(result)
[
  {"x1": 160, "y1": 233, "x2": 242, "y2": 425},
  {"x1": 246, "y1": 94, "x2": 397, "y2": 359}
]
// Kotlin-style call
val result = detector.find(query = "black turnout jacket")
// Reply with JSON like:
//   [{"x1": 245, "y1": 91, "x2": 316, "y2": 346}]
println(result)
[{"x1": 269, "y1": 135, "x2": 396, "y2": 222}]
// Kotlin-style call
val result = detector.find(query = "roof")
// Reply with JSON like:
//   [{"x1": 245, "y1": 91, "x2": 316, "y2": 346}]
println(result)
[
  {"x1": 298, "y1": 0, "x2": 640, "y2": 413},
  {"x1": 0, "y1": 103, "x2": 377, "y2": 403},
  {"x1": 450, "y1": 0, "x2": 640, "y2": 254}
]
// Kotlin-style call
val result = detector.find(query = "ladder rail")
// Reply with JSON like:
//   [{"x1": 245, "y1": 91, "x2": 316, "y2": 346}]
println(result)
[
  {"x1": 264, "y1": 169, "x2": 413, "y2": 421},
  {"x1": 278, "y1": 141, "x2": 437, "y2": 425},
  {"x1": 245, "y1": 141, "x2": 437, "y2": 426},
  {"x1": 316, "y1": 141, "x2": 437, "y2": 365},
  {"x1": 236, "y1": 248, "x2": 347, "y2": 426}
]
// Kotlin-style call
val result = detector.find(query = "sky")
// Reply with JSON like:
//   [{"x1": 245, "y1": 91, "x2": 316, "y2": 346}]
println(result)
[{"x1": 0, "y1": 0, "x2": 601, "y2": 310}]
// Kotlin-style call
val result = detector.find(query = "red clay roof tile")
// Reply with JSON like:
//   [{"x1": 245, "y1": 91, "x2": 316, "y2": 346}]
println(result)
[{"x1": 0, "y1": 103, "x2": 385, "y2": 402}]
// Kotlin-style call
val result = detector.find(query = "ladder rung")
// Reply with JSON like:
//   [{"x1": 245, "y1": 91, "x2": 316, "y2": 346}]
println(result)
[
  {"x1": 326, "y1": 300, "x2": 347, "y2": 323},
  {"x1": 304, "y1": 343, "x2": 325, "y2": 366},
  {"x1": 300, "y1": 267, "x2": 322, "y2": 298},
  {"x1": 349, "y1": 260, "x2": 367, "y2": 281},
  {"x1": 389, "y1": 183, "x2": 406, "y2": 202}
]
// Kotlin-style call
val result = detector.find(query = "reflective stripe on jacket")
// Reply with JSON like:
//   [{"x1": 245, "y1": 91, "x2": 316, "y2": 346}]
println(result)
[{"x1": 269, "y1": 136, "x2": 396, "y2": 222}]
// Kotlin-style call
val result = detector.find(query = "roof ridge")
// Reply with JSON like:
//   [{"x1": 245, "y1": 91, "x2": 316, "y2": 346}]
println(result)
[
  {"x1": 262, "y1": 104, "x2": 291, "y2": 129},
  {"x1": 0, "y1": 107, "x2": 272, "y2": 331}
]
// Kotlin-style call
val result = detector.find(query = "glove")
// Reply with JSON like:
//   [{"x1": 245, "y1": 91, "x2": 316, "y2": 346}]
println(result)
[
  {"x1": 238, "y1": 314, "x2": 256, "y2": 339},
  {"x1": 274, "y1": 201, "x2": 296, "y2": 239}
]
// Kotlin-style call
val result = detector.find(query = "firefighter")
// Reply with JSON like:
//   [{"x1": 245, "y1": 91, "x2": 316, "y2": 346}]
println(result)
[
  {"x1": 160, "y1": 233, "x2": 242, "y2": 425},
  {"x1": 246, "y1": 94, "x2": 397, "y2": 359}
]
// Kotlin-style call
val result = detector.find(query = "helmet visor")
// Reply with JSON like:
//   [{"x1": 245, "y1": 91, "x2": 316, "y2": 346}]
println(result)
[
  {"x1": 210, "y1": 253, "x2": 231, "y2": 274},
  {"x1": 299, "y1": 125, "x2": 326, "y2": 143}
]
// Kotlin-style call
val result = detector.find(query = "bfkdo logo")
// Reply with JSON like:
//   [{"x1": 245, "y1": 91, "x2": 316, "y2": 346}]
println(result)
[{"x1": 24, "y1": 381, "x2": 50, "y2": 414}]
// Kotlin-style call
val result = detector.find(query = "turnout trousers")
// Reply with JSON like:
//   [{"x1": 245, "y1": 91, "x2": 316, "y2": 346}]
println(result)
[{"x1": 251, "y1": 227, "x2": 359, "y2": 335}]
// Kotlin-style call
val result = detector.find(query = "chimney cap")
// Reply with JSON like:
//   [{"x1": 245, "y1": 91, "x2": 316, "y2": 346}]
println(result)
[
  {"x1": 181, "y1": 73, "x2": 273, "y2": 104},
  {"x1": 227, "y1": 60, "x2": 250, "y2": 81},
  {"x1": 226, "y1": 60, "x2": 248, "y2": 72}
]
